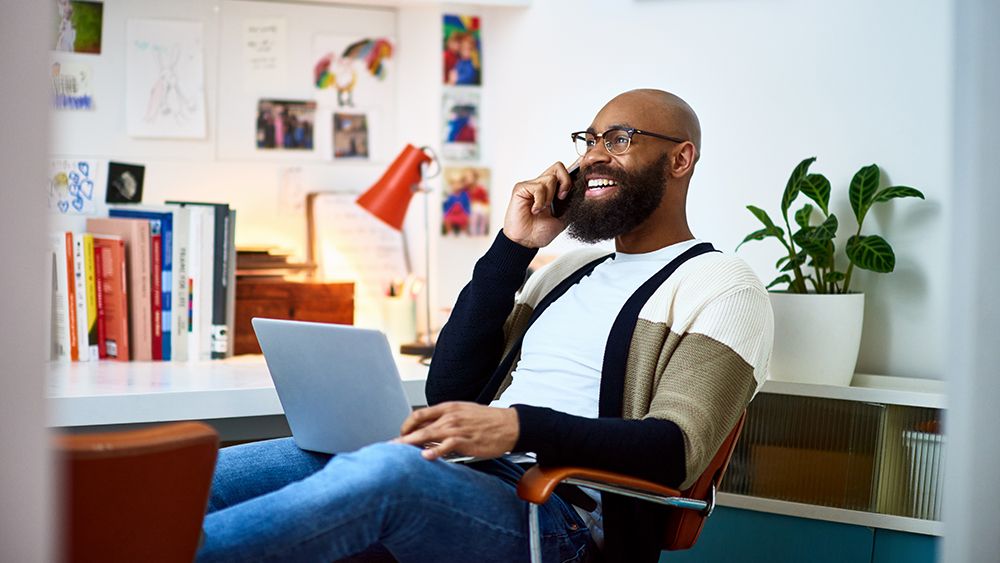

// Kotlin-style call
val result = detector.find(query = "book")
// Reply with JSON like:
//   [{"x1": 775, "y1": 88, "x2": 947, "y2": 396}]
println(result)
[
  {"x1": 109, "y1": 208, "x2": 176, "y2": 360},
  {"x1": 224, "y1": 208, "x2": 237, "y2": 358},
  {"x1": 93, "y1": 244, "x2": 107, "y2": 358},
  {"x1": 49, "y1": 233, "x2": 72, "y2": 361},
  {"x1": 93, "y1": 236, "x2": 129, "y2": 361},
  {"x1": 71, "y1": 232, "x2": 92, "y2": 361},
  {"x1": 83, "y1": 234, "x2": 98, "y2": 359},
  {"x1": 64, "y1": 232, "x2": 79, "y2": 361},
  {"x1": 167, "y1": 201, "x2": 232, "y2": 359},
  {"x1": 87, "y1": 218, "x2": 152, "y2": 361},
  {"x1": 150, "y1": 226, "x2": 163, "y2": 360}
]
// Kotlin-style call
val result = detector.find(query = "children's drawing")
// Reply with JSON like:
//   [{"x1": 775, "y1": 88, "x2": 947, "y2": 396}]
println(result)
[
  {"x1": 442, "y1": 167, "x2": 490, "y2": 237},
  {"x1": 313, "y1": 36, "x2": 394, "y2": 108},
  {"x1": 51, "y1": 60, "x2": 94, "y2": 110},
  {"x1": 126, "y1": 19, "x2": 206, "y2": 139},
  {"x1": 442, "y1": 90, "x2": 480, "y2": 161},
  {"x1": 54, "y1": 0, "x2": 103, "y2": 55},
  {"x1": 443, "y1": 14, "x2": 481, "y2": 86},
  {"x1": 49, "y1": 159, "x2": 99, "y2": 215}
]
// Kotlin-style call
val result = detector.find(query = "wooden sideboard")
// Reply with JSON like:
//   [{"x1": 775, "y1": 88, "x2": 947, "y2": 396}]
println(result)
[{"x1": 234, "y1": 280, "x2": 354, "y2": 355}]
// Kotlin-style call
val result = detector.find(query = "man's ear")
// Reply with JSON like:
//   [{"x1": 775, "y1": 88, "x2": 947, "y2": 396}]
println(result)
[{"x1": 670, "y1": 142, "x2": 698, "y2": 178}]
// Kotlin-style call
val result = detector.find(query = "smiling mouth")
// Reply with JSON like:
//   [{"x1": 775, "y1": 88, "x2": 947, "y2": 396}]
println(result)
[{"x1": 585, "y1": 177, "x2": 619, "y2": 198}]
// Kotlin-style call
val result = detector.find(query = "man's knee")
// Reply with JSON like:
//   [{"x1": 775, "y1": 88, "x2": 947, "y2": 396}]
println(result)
[{"x1": 328, "y1": 442, "x2": 440, "y2": 495}]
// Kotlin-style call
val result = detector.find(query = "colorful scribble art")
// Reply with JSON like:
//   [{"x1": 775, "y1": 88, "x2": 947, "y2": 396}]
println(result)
[
  {"x1": 442, "y1": 167, "x2": 490, "y2": 237},
  {"x1": 49, "y1": 159, "x2": 99, "y2": 215},
  {"x1": 443, "y1": 14, "x2": 481, "y2": 86},
  {"x1": 313, "y1": 37, "x2": 394, "y2": 108},
  {"x1": 54, "y1": 0, "x2": 103, "y2": 55},
  {"x1": 51, "y1": 60, "x2": 94, "y2": 110},
  {"x1": 126, "y1": 19, "x2": 207, "y2": 139}
]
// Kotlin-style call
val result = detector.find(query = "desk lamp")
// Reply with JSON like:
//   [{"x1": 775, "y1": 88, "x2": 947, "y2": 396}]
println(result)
[{"x1": 353, "y1": 144, "x2": 439, "y2": 356}]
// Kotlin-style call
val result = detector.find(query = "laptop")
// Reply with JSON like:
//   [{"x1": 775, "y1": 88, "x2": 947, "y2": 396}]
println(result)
[{"x1": 252, "y1": 318, "x2": 413, "y2": 454}]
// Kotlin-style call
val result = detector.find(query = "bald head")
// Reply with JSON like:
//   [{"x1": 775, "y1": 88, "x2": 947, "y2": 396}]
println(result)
[{"x1": 602, "y1": 89, "x2": 702, "y2": 158}]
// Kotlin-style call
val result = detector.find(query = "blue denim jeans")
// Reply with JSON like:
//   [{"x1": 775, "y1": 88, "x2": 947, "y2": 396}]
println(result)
[{"x1": 196, "y1": 438, "x2": 591, "y2": 562}]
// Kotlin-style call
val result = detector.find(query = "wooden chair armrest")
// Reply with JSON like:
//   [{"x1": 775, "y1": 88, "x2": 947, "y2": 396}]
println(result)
[
  {"x1": 516, "y1": 465, "x2": 682, "y2": 505},
  {"x1": 55, "y1": 421, "x2": 219, "y2": 460}
]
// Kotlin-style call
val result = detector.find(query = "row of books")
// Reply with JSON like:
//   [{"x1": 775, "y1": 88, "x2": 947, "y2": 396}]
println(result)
[{"x1": 48, "y1": 202, "x2": 236, "y2": 362}]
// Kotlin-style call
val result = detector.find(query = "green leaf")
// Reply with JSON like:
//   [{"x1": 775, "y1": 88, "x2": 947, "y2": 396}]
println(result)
[
  {"x1": 735, "y1": 228, "x2": 770, "y2": 251},
  {"x1": 794, "y1": 204, "x2": 814, "y2": 229},
  {"x1": 782, "y1": 157, "x2": 816, "y2": 216},
  {"x1": 846, "y1": 234, "x2": 895, "y2": 273},
  {"x1": 849, "y1": 164, "x2": 881, "y2": 224},
  {"x1": 872, "y1": 185, "x2": 925, "y2": 204},
  {"x1": 747, "y1": 205, "x2": 778, "y2": 231},
  {"x1": 792, "y1": 214, "x2": 838, "y2": 255},
  {"x1": 766, "y1": 274, "x2": 792, "y2": 290},
  {"x1": 780, "y1": 254, "x2": 807, "y2": 272},
  {"x1": 827, "y1": 271, "x2": 846, "y2": 283},
  {"x1": 800, "y1": 173, "x2": 832, "y2": 215},
  {"x1": 775, "y1": 255, "x2": 790, "y2": 270}
]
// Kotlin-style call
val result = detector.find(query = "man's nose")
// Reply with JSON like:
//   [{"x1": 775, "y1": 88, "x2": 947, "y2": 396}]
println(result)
[{"x1": 581, "y1": 140, "x2": 613, "y2": 169}]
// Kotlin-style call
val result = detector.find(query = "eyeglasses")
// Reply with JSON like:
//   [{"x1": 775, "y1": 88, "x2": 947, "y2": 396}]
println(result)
[{"x1": 570, "y1": 127, "x2": 688, "y2": 156}]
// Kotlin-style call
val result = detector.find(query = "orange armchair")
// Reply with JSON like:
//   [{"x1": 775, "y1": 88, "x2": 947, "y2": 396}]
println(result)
[
  {"x1": 57, "y1": 421, "x2": 219, "y2": 563},
  {"x1": 517, "y1": 413, "x2": 746, "y2": 562}
]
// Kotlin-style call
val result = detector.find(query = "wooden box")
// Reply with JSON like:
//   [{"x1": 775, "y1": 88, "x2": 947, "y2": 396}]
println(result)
[{"x1": 234, "y1": 280, "x2": 354, "y2": 355}]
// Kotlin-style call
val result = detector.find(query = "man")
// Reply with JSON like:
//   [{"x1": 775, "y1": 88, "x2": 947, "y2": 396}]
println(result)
[{"x1": 197, "y1": 89, "x2": 772, "y2": 563}]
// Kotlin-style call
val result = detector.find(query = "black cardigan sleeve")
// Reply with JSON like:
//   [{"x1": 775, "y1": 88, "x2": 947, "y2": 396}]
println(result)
[{"x1": 425, "y1": 230, "x2": 537, "y2": 405}]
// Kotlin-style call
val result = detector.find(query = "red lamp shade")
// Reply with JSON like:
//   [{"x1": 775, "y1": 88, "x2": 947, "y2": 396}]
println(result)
[{"x1": 356, "y1": 144, "x2": 432, "y2": 231}]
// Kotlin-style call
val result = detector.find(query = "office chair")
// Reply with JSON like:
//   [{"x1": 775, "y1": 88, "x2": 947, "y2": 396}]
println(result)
[
  {"x1": 57, "y1": 421, "x2": 219, "y2": 563},
  {"x1": 517, "y1": 412, "x2": 746, "y2": 562}
]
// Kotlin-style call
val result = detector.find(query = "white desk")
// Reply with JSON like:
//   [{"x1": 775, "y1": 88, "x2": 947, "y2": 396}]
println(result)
[{"x1": 47, "y1": 354, "x2": 429, "y2": 441}]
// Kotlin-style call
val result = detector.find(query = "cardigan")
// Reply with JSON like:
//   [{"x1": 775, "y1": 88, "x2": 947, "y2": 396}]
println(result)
[{"x1": 426, "y1": 231, "x2": 773, "y2": 562}]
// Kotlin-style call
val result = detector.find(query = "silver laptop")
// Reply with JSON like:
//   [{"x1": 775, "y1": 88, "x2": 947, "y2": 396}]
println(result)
[{"x1": 252, "y1": 318, "x2": 413, "y2": 454}]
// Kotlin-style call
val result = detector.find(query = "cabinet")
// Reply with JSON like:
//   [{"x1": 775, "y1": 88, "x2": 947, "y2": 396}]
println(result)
[{"x1": 234, "y1": 280, "x2": 354, "y2": 355}]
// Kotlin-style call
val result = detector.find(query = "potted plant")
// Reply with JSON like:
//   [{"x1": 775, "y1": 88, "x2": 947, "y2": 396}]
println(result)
[{"x1": 738, "y1": 157, "x2": 924, "y2": 386}]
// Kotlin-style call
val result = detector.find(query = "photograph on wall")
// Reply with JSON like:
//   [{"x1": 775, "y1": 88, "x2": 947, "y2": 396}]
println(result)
[
  {"x1": 256, "y1": 99, "x2": 316, "y2": 150},
  {"x1": 51, "y1": 60, "x2": 93, "y2": 110},
  {"x1": 442, "y1": 90, "x2": 479, "y2": 161},
  {"x1": 442, "y1": 166, "x2": 490, "y2": 237},
  {"x1": 105, "y1": 162, "x2": 146, "y2": 204},
  {"x1": 313, "y1": 36, "x2": 394, "y2": 108},
  {"x1": 333, "y1": 112, "x2": 369, "y2": 158},
  {"x1": 49, "y1": 159, "x2": 100, "y2": 215},
  {"x1": 54, "y1": 0, "x2": 103, "y2": 54},
  {"x1": 125, "y1": 19, "x2": 207, "y2": 139},
  {"x1": 443, "y1": 14, "x2": 481, "y2": 86}
]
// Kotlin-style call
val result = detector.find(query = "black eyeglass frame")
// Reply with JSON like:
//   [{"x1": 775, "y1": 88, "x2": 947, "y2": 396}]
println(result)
[{"x1": 570, "y1": 127, "x2": 689, "y2": 156}]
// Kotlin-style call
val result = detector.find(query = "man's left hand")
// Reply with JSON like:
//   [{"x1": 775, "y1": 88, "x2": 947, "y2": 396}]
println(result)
[{"x1": 395, "y1": 402, "x2": 519, "y2": 461}]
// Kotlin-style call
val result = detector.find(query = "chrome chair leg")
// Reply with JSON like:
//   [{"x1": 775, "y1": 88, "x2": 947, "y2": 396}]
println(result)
[{"x1": 528, "y1": 502, "x2": 542, "y2": 563}]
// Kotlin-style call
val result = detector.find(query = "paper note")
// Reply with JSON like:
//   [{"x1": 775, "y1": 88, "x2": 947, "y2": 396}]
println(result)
[
  {"x1": 242, "y1": 18, "x2": 286, "y2": 89},
  {"x1": 49, "y1": 159, "x2": 101, "y2": 215},
  {"x1": 51, "y1": 60, "x2": 94, "y2": 110},
  {"x1": 126, "y1": 19, "x2": 207, "y2": 139}
]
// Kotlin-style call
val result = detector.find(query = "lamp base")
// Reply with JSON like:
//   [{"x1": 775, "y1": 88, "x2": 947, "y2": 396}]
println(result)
[{"x1": 399, "y1": 340, "x2": 435, "y2": 358}]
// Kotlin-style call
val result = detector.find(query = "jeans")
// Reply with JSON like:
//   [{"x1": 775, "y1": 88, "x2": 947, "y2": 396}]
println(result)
[{"x1": 196, "y1": 438, "x2": 592, "y2": 562}]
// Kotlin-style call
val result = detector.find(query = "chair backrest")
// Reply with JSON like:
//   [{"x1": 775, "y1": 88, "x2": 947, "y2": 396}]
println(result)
[
  {"x1": 661, "y1": 411, "x2": 747, "y2": 551},
  {"x1": 57, "y1": 421, "x2": 219, "y2": 563}
]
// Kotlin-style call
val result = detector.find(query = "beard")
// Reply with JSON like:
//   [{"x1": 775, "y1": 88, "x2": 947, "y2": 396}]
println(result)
[{"x1": 563, "y1": 153, "x2": 669, "y2": 244}]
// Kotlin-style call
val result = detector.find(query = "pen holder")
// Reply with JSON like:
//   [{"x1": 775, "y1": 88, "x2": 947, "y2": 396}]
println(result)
[{"x1": 382, "y1": 297, "x2": 417, "y2": 353}]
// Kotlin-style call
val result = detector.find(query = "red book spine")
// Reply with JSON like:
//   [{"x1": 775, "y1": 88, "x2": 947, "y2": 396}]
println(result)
[
  {"x1": 150, "y1": 232, "x2": 163, "y2": 361},
  {"x1": 93, "y1": 245, "x2": 107, "y2": 359}
]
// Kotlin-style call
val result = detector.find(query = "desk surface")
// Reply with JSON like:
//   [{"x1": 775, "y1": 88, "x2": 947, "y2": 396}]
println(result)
[{"x1": 47, "y1": 354, "x2": 429, "y2": 427}]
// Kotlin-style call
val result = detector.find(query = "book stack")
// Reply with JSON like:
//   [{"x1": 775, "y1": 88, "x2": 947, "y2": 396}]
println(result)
[
  {"x1": 236, "y1": 247, "x2": 315, "y2": 281},
  {"x1": 48, "y1": 202, "x2": 237, "y2": 362}
]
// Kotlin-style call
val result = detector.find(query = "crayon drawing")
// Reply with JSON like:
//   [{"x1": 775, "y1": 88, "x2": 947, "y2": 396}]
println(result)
[
  {"x1": 442, "y1": 167, "x2": 490, "y2": 237},
  {"x1": 443, "y1": 14, "x2": 481, "y2": 86},
  {"x1": 49, "y1": 159, "x2": 99, "y2": 215},
  {"x1": 54, "y1": 0, "x2": 103, "y2": 54},
  {"x1": 51, "y1": 60, "x2": 94, "y2": 110},
  {"x1": 442, "y1": 90, "x2": 479, "y2": 161},
  {"x1": 313, "y1": 36, "x2": 394, "y2": 108}
]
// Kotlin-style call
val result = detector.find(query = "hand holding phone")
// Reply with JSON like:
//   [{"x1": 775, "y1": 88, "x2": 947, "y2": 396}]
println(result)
[{"x1": 550, "y1": 161, "x2": 580, "y2": 219}]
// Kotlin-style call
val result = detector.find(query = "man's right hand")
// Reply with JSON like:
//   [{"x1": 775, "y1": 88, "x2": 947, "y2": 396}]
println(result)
[{"x1": 502, "y1": 161, "x2": 575, "y2": 249}]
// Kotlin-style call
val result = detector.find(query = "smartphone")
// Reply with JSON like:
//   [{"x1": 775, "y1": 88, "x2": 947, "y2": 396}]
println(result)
[{"x1": 550, "y1": 161, "x2": 580, "y2": 218}]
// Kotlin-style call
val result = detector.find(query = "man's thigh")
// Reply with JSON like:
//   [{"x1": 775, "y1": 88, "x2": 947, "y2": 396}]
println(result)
[{"x1": 207, "y1": 437, "x2": 331, "y2": 512}]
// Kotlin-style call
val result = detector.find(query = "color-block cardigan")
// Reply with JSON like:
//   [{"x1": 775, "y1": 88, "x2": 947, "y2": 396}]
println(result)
[{"x1": 427, "y1": 232, "x2": 773, "y2": 562}]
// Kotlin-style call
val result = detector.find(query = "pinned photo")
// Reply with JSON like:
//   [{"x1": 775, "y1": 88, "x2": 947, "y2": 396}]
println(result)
[
  {"x1": 442, "y1": 90, "x2": 479, "y2": 161},
  {"x1": 333, "y1": 113, "x2": 369, "y2": 158},
  {"x1": 256, "y1": 99, "x2": 316, "y2": 150},
  {"x1": 443, "y1": 15, "x2": 481, "y2": 86},
  {"x1": 105, "y1": 162, "x2": 145, "y2": 204},
  {"x1": 54, "y1": 0, "x2": 103, "y2": 54},
  {"x1": 442, "y1": 167, "x2": 490, "y2": 237}
]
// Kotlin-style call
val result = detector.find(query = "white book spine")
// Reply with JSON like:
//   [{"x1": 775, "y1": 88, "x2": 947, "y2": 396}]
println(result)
[
  {"x1": 49, "y1": 233, "x2": 71, "y2": 362},
  {"x1": 72, "y1": 233, "x2": 91, "y2": 361},
  {"x1": 199, "y1": 209, "x2": 216, "y2": 361},
  {"x1": 187, "y1": 208, "x2": 203, "y2": 361},
  {"x1": 171, "y1": 208, "x2": 190, "y2": 361}
]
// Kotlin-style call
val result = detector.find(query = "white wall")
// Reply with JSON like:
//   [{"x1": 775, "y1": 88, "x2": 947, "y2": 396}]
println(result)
[
  {"x1": 1, "y1": 0, "x2": 53, "y2": 559},
  {"x1": 469, "y1": 0, "x2": 952, "y2": 380}
]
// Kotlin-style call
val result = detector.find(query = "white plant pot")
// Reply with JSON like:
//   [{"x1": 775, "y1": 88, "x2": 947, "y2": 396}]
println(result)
[{"x1": 768, "y1": 292, "x2": 865, "y2": 386}]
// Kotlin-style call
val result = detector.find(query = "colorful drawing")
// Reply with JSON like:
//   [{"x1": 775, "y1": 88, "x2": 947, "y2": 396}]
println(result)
[
  {"x1": 54, "y1": 0, "x2": 103, "y2": 54},
  {"x1": 333, "y1": 113, "x2": 369, "y2": 158},
  {"x1": 442, "y1": 167, "x2": 490, "y2": 237},
  {"x1": 51, "y1": 60, "x2": 93, "y2": 110},
  {"x1": 442, "y1": 90, "x2": 480, "y2": 161},
  {"x1": 49, "y1": 159, "x2": 99, "y2": 215},
  {"x1": 443, "y1": 14, "x2": 481, "y2": 86},
  {"x1": 126, "y1": 19, "x2": 207, "y2": 139},
  {"x1": 256, "y1": 99, "x2": 316, "y2": 150},
  {"x1": 313, "y1": 38, "x2": 394, "y2": 107}
]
